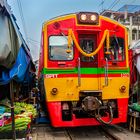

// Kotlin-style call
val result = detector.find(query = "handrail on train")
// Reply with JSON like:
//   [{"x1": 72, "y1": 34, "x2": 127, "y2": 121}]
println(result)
[
  {"x1": 105, "y1": 57, "x2": 109, "y2": 86},
  {"x1": 68, "y1": 29, "x2": 110, "y2": 57},
  {"x1": 77, "y1": 57, "x2": 81, "y2": 87}
]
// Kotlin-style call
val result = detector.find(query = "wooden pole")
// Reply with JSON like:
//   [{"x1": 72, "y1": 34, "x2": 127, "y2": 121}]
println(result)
[{"x1": 10, "y1": 80, "x2": 16, "y2": 140}]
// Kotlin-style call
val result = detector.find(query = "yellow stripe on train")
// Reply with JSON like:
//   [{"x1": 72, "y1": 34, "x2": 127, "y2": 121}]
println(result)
[{"x1": 44, "y1": 77, "x2": 129, "y2": 102}]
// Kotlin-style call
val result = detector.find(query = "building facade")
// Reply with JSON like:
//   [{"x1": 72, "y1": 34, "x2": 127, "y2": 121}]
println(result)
[{"x1": 101, "y1": 5, "x2": 140, "y2": 46}]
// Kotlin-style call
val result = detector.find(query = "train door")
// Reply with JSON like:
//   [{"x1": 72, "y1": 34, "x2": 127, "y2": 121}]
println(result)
[
  {"x1": 79, "y1": 34, "x2": 100, "y2": 90},
  {"x1": 79, "y1": 34, "x2": 98, "y2": 67}
]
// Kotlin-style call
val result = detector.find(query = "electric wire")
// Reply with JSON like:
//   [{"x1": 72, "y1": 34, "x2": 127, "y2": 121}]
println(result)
[
  {"x1": 117, "y1": 0, "x2": 137, "y2": 12},
  {"x1": 98, "y1": 0, "x2": 105, "y2": 12},
  {"x1": 107, "y1": 0, "x2": 121, "y2": 11},
  {"x1": 101, "y1": 0, "x2": 121, "y2": 15},
  {"x1": 102, "y1": 0, "x2": 138, "y2": 20},
  {"x1": 114, "y1": 0, "x2": 138, "y2": 21},
  {"x1": 98, "y1": 0, "x2": 105, "y2": 7},
  {"x1": 16, "y1": 0, "x2": 28, "y2": 44}
]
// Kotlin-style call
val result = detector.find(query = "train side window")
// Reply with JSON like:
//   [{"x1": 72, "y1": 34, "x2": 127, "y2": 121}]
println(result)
[
  {"x1": 49, "y1": 36, "x2": 73, "y2": 60},
  {"x1": 104, "y1": 36, "x2": 125, "y2": 61}
]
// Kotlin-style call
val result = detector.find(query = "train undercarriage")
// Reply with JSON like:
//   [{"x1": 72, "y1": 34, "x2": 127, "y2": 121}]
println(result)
[{"x1": 46, "y1": 91, "x2": 128, "y2": 127}]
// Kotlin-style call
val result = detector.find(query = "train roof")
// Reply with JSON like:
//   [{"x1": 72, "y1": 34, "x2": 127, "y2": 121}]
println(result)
[{"x1": 42, "y1": 12, "x2": 126, "y2": 30}]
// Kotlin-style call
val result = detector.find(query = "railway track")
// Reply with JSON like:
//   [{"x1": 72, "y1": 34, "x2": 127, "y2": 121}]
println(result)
[{"x1": 31, "y1": 124, "x2": 140, "y2": 140}]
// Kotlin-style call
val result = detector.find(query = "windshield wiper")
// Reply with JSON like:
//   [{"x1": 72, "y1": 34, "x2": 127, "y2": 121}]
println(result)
[{"x1": 114, "y1": 34, "x2": 120, "y2": 48}]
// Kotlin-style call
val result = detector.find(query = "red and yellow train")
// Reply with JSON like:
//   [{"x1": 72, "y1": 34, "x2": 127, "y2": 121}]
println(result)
[{"x1": 38, "y1": 12, "x2": 130, "y2": 127}]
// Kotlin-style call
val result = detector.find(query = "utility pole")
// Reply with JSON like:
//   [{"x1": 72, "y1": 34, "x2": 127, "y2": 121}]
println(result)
[
  {"x1": 124, "y1": 5, "x2": 128, "y2": 20},
  {"x1": 10, "y1": 81, "x2": 16, "y2": 140}
]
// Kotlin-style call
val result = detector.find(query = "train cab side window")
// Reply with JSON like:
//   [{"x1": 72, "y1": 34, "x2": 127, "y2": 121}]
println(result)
[
  {"x1": 104, "y1": 36, "x2": 125, "y2": 61},
  {"x1": 49, "y1": 36, "x2": 73, "y2": 60}
]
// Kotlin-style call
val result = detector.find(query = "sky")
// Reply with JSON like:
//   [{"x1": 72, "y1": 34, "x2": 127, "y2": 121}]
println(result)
[{"x1": 7, "y1": 0, "x2": 140, "y2": 61}]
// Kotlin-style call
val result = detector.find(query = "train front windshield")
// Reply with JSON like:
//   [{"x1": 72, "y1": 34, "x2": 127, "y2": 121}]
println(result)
[{"x1": 49, "y1": 36, "x2": 73, "y2": 60}]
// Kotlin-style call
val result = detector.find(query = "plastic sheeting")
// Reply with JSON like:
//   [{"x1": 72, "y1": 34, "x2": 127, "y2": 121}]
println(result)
[
  {"x1": 136, "y1": 55, "x2": 140, "y2": 74},
  {"x1": 0, "y1": 46, "x2": 31, "y2": 85},
  {"x1": 0, "y1": 12, "x2": 21, "y2": 69},
  {"x1": 0, "y1": 2, "x2": 35, "y2": 85}
]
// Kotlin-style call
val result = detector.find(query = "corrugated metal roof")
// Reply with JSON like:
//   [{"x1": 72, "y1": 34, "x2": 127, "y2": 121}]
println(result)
[{"x1": 118, "y1": 5, "x2": 140, "y2": 13}]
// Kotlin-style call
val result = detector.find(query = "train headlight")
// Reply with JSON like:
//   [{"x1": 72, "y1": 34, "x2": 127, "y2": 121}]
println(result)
[
  {"x1": 77, "y1": 12, "x2": 99, "y2": 25},
  {"x1": 90, "y1": 14, "x2": 97, "y2": 21},
  {"x1": 120, "y1": 86, "x2": 126, "y2": 93},
  {"x1": 80, "y1": 14, "x2": 87, "y2": 21},
  {"x1": 51, "y1": 88, "x2": 58, "y2": 95}
]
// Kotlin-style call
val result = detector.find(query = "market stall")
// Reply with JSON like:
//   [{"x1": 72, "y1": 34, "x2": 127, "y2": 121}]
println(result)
[
  {"x1": 129, "y1": 40, "x2": 140, "y2": 132},
  {"x1": 0, "y1": 99, "x2": 37, "y2": 139},
  {"x1": 0, "y1": 1, "x2": 36, "y2": 139}
]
